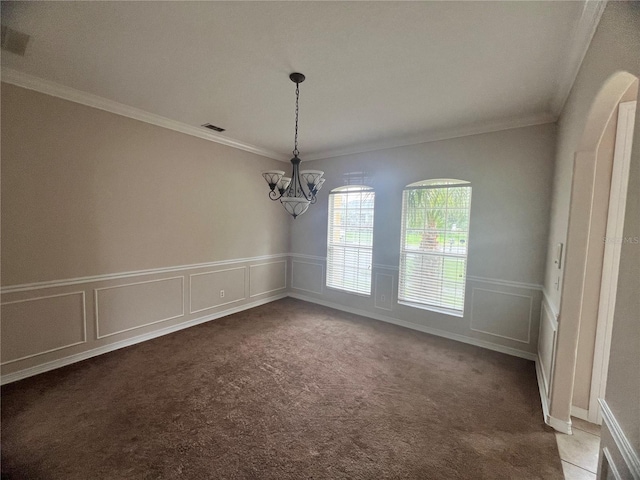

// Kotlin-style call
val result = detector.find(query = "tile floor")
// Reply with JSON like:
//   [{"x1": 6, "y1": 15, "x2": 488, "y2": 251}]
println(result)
[{"x1": 556, "y1": 417, "x2": 601, "y2": 480}]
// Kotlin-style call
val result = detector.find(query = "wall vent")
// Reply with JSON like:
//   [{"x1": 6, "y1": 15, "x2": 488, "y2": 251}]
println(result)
[
  {"x1": 202, "y1": 123, "x2": 225, "y2": 132},
  {"x1": 1, "y1": 26, "x2": 30, "y2": 56}
]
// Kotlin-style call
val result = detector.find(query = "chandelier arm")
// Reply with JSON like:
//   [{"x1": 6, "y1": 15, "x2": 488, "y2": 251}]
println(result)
[{"x1": 268, "y1": 190, "x2": 283, "y2": 201}]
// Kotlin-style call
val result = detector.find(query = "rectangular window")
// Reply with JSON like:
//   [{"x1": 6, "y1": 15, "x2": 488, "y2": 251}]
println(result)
[
  {"x1": 398, "y1": 180, "x2": 471, "y2": 315},
  {"x1": 326, "y1": 186, "x2": 375, "y2": 295}
]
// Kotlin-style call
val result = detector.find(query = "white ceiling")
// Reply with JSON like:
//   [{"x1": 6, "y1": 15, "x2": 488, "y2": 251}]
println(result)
[{"x1": 1, "y1": 1, "x2": 600, "y2": 161}]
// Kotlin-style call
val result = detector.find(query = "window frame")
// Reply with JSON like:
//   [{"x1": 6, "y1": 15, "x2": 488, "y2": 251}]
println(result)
[
  {"x1": 397, "y1": 179, "x2": 472, "y2": 317},
  {"x1": 326, "y1": 185, "x2": 376, "y2": 296}
]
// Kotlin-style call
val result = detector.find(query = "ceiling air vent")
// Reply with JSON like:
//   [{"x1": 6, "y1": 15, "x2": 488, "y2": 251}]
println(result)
[
  {"x1": 1, "y1": 25, "x2": 30, "y2": 56},
  {"x1": 202, "y1": 123, "x2": 225, "y2": 133}
]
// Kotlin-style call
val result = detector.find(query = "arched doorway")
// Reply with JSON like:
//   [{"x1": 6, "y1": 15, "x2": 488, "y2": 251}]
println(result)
[{"x1": 549, "y1": 71, "x2": 638, "y2": 430}]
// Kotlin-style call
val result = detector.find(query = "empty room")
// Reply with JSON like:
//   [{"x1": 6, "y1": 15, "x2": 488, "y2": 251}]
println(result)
[{"x1": 1, "y1": 2, "x2": 638, "y2": 479}]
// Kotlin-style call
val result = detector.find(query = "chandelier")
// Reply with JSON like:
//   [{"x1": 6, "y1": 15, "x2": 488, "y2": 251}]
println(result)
[{"x1": 262, "y1": 73, "x2": 325, "y2": 218}]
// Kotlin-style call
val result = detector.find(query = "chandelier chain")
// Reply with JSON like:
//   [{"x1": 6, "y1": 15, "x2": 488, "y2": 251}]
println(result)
[{"x1": 293, "y1": 82, "x2": 300, "y2": 157}]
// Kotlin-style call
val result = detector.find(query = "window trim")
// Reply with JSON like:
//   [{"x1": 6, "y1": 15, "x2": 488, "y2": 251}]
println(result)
[
  {"x1": 326, "y1": 185, "x2": 375, "y2": 296},
  {"x1": 398, "y1": 179, "x2": 472, "y2": 316}
]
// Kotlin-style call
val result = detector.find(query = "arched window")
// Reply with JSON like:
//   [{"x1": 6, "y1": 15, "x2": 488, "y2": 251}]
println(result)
[
  {"x1": 326, "y1": 185, "x2": 375, "y2": 295},
  {"x1": 398, "y1": 179, "x2": 471, "y2": 315}
]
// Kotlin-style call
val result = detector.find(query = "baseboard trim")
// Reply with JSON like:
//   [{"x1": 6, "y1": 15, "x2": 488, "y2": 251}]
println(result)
[
  {"x1": 0, "y1": 293, "x2": 287, "y2": 385},
  {"x1": 599, "y1": 399, "x2": 640, "y2": 479},
  {"x1": 288, "y1": 292, "x2": 537, "y2": 361},
  {"x1": 535, "y1": 359, "x2": 572, "y2": 433},
  {"x1": 547, "y1": 414, "x2": 572, "y2": 435},
  {"x1": 535, "y1": 360, "x2": 551, "y2": 420}
]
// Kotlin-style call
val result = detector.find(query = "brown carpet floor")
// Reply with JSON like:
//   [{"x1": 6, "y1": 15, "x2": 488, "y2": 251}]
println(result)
[{"x1": 1, "y1": 298, "x2": 562, "y2": 479}]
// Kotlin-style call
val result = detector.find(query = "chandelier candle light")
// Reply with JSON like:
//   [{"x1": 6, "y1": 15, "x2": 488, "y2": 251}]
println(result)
[{"x1": 262, "y1": 73, "x2": 325, "y2": 218}]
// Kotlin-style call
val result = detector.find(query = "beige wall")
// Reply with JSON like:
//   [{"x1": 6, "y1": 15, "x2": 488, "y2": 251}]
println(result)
[
  {"x1": 289, "y1": 124, "x2": 556, "y2": 357},
  {"x1": 541, "y1": 2, "x2": 639, "y2": 475},
  {"x1": 1, "y1": 83, "x2": 290, "y2": 379},
  {"x1": 1, "y1": 83, "x2": 290, "y2": 285}
]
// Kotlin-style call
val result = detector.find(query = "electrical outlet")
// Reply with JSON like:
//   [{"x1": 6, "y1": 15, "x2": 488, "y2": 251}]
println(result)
[
  {"x1": 220, "y1": 290, "x2": 225, "y2": 298},
  {"x1": 381, "y1": 294, "x2": 386, "y2": 303}
]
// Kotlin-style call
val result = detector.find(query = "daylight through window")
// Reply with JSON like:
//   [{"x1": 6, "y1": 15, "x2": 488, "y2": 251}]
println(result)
[
  {"x1": 326, "y1": 186, "x2": 375, "y2": 295},
  {"x1": 398, "y1": 179, "x2": 471, "y2": 314}
]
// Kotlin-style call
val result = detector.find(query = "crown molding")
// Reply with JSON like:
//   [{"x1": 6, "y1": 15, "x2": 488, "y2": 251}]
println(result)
[
  {"x1": 1, "y1": 68, "x2": 289, "y2": 162},
  {"x1": 304, "y1": 112, "x2": 557, "y2": 161},
  {"x1": 549, "y1": 0, "x2": 607, "y2": 117},
  {"x1": 2, "y1": 67, "x2": 558, "y2": 164}
]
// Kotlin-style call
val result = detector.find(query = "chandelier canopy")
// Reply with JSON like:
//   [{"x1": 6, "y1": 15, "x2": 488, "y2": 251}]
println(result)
[{"x1": 262, "y1": 73, "x2": 324, "y2": 218}]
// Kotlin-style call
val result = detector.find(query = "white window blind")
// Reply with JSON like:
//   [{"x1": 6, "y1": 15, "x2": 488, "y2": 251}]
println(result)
[
  {"x1": 327, "y1": 186, "x2": 375, "y2": 295},
  {"x1": 398, "y1": 179, "x2": 472, "y2": 314}
]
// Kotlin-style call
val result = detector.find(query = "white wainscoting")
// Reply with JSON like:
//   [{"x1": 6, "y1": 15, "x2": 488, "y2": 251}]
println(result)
[
  {"x1": 470, "y1": 288, "x2": 533, "y2": 344},
  {"x1": 538, "y1": 293, "x2": 559, "y2": 398},
  {"x1": 0, "y1": 254, "x2": 288, "y2": 384},
  {"x1": 95, "y1": 276, "x2": 185, "y2": 339},
  {"x1": 2, "y1": 253, "x2": 548, "y2": 385},
  {"x1": 1, "y1": 291, "x2": 87, "y2": 365},
  {"x1": 535, "y1": 290, "x2": 568, "y2": 433},
  {"x1": 291, "y1": 260, "x2": 324, "y2": 295},
  {"x1": 288, "y1": 254, "x2": 541, "y2": 358},
  {"x1": 249, "y1": 261, "x2": 287, "y2": 298},
  {"x1": 374, "y1": 273, "x2": 394, "y2": 311},
  {"x1": 189, "y1": 267, "x2": 246, "y2": 314}
]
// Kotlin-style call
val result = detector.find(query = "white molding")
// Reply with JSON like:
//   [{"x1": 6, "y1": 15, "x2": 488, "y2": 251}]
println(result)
[
  {"x1": 470, "y1": 288, "x2": 532, "y2": 344},
  {"x1": 590, "y1": 100, "x2": 637, "y2": 426},
  {"x1": 549, "y1": 0, "x2": 608, "y2": 116},
  {"x1": 94, "y1": 276, "x2": 185, "y2": 339},
  {"x1": 0, "y1": 253, "x2": 289, "y2": 294},
  {"x1": 547, "y1": 414, "x2": 573, "y2": 435},
  {"x1": 0, "y1": 291, "x2": 87, "y2": 365},
  {"x1": 291, "y1": 260, "x2": 324, "y2": 295},
  {"x1": 289, "y1": 292, "x2": 537, "y2": 361},
  {"x1": 0, "y1": 293, "x2": 287, "y2": 386},
  {"x1": 542, "y1": 288, "x2": 560, "y2": 324},
  {"x1": 374, "y1": 273, "x2": 394, "y2": 311},
  {"x1": 539, "y1": 352, "x2": 550, "y2": 398},
  {"x1": 188, "y1": 267, "x2": 247, "y2": 315},
  {"x1": 468, "y1": 275, "x2": 543, "y2": 291},
  {"x1": 289, "y1": 253, "x2": 326, "y2": 263},
  {"x1": 249, "y1": 260, "x2": 287, "y2": 298},
  {"x1": 1, "y1": 70, "x2": 557, "y2": 165},
  {"x1": 305, "y1": 113, "x2": 556, "y2": 162},
  {"x1": 1, "y1": 68, "x2": 288, "y2": 162},
  {"x1": 539, "y1": 297, "x2": 558, "y2": 398},
  {"x1": 292, "y1": 255, "x2": 543, "y2": 291},
  {"x1": 571, "y1": 405, "x2": 590, "y2": 422},
  {"x1": 599, "y1": 399, "x2": 640, "y2": 479},
  {"x1": 602, "y1": 447, "x2": 624, "y2": 480},
  {"x1": 536, "y1": 358, "x2": 572, "y2": 434},
  {"x1": 535, "y1": 359, "x2": 551, "y2": 422}
]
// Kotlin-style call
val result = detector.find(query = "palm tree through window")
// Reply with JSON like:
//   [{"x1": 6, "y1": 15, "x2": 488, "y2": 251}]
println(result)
[{"x1": 398, "y1": 179, "x2": 472, "y2": 315}]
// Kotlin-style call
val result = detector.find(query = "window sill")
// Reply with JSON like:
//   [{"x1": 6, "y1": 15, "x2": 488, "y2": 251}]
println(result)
[{"x1": 397, "y1": 301, "x2": 464, "y2": 318}]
